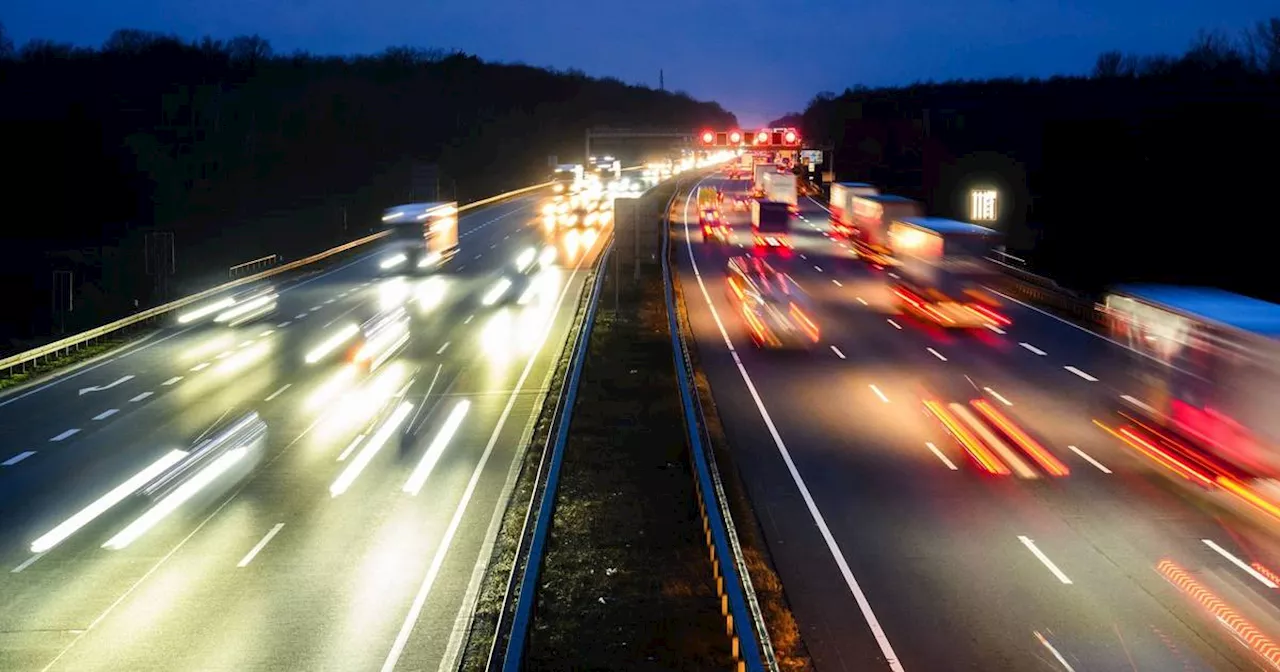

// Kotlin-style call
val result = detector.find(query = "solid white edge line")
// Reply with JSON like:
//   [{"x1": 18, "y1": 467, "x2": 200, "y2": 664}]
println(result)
[
  {"x1": 925, "y1": 443, "x2": 958, "y2": 470},
  {"x1": 1066, "y1": 445, "x2": 1111, "y2": 474},
  {"x1": 1202, "y1": 539, "x2": 1278, "y2": 588},
  {"x1": 681, "y1": 177, "x2": 905, "y2": 671},
  {"x1": 380, "y1": 212, "x2": 595, "y2": 672},
  {"x1": 1018, "y1": 536, "x2": 1073, "y2": 584},
  {"x1": 237, "y1": 523, "x2": 285, "y2": 568}
]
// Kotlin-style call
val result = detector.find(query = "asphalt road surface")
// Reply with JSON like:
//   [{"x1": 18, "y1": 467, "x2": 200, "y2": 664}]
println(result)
[
  {"x1": 0, "y1": 195, "x2": 612, "y2": 672},
  {"x1": 676, "y1": 174, "x2": 1280, "y2": 671}
]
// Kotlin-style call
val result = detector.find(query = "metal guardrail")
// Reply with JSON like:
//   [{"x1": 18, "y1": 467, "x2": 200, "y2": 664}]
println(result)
[
  {"x1": 984, "y1": 255, "x2": 1105, "y2": 326},
  {"x1": 229, "y1": 254, "x2": 281, "y2": 279},
  {"x1": 0, "y1": 180, "x2": 553, "y2": 378},
  {"x1": 660, "y1": 181, "x2": 769, "y2": 672},
  {"x1": 497, "y1": 240, "x2": 614, "y2": 671}
]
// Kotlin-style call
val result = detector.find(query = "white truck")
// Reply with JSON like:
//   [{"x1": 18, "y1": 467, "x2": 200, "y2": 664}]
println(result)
[
  {"x1": 752, "y1": 163, "x2": 775, "y2": 197},
  {"x1": 849, "y1": 194, "x2": 923, "y2": 263},
  {"x1": 887, "y1": 217, "x2": 1007, "y2": 328},
  {"x1": 379, "y1": 202, "x2": 460, "y2": 274},
  {"x1": 828, "y1": 182, "x2": 879, "y2": 237},
  {"x1": 762, "y1": 171, "x2": 797, "y2": 210}
]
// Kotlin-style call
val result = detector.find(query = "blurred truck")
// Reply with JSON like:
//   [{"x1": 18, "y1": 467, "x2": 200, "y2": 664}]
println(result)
[
  {"x1": 849, "y1": 194, "x2": 923, "y2": 265},
  {"x1": 697, "y1": 186, "x2": 720, "y2": 212},
  {"x1": 762, "y1": 172, "x2": 797, "y2": 211},
  {"x1": 752, "y1": 163, "x2": 776, "y2": 198},
  {"x1": 828, "y1": 182, "x2": 879, "y2": 236},
  {"x1": 887, "y1": 217, "x2": 1009, "y2": 329},
  {"x1": 379, "y1": 202, "x2": 459, "y2": 274},
  {"x1": 1103, "y1": 286, "x2": 1280, "y2": 482},
  {"x1": 751, "y1": 200, "x2": 791, "y2": 250}
]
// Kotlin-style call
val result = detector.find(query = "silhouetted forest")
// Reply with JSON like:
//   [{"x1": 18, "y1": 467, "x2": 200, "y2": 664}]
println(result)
[
  {"x1": 781, "y1": 19, "x2": 1280, "y2": 300},
  {"x1": 0, "y1": 24, "x2": 734, "y2": 348}
]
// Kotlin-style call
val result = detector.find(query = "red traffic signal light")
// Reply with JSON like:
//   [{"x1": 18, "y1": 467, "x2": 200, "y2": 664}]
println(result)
[
  {"x1": 756, "y1": 130, "x2": 770, "y2": 144},
  {"x1": 784, "y1": 130, "x2": 798, "y2": 144},
  {"x1": 729, "y1": 130, "x2": 742, "y2": 144},
  {"x1": 701, "y1": 130, "x2": 715, "y2": 145}
]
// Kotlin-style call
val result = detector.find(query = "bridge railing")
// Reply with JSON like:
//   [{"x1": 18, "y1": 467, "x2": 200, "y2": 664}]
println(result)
[{"x1": 0, "y1": 181, "x2": 551, "y2": 379}]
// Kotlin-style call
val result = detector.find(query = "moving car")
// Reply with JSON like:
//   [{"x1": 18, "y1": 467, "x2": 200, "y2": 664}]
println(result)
[
  {"x1": 724, "y1": 256, "x2": 819, "y2": 350},
  {"x1": 700, "y1": 208, "x2": 731, "y2": 243}
]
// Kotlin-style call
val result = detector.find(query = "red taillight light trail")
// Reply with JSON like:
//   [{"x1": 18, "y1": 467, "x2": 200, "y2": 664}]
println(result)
[
  {"x1": 968, "y1": 302, "x2": 1011, "y2": 326},
  {"x1": 971, "y1": 399, "x2": 1069, "y2": 476},
  {"x1": 789, "y1": 304, "x2": 820, "y2": 342},
  {"x1": 925, "y1": 400, "x2": 1009, "y2": 475},
  {"x1": 1093, "y1": 419, "x2": 1214, "y2": 486}
]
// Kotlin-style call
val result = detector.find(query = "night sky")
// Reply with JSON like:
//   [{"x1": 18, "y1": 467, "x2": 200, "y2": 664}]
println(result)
[{"x1": 6, "y1": 0, "x2": 1275, "y2": 126}]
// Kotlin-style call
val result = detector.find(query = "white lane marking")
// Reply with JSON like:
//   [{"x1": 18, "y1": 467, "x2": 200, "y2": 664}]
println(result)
[
  {"x1": 984, "y1": 387, "x2": 1013, "y2": 406},
  {"x1": 869, "y1": 385, "x2": 889, "y2": 403},
  {"x1": 489, "y1": 243, "x2": 496, "y2": 249},
  {"x1": 457, "y1": 264, "x2": 467, "y2": 271},
  {"x1": 887, "y1": 319, "x2": 901, "y2": 330},
  {"x1": 926, "y1": 442, "x2": 958, "y2": 470},
  {"x1": 1203, "y1": 539, "x2": 1278, "y2": 588},
  {"x1": 682, "y1": 180, "x2": 904, "y2": 671},
  {"x1": 436, "y1": 342, "x2": 451, "y2": 355},
  {"x1": 264, "y1": 384, "x2": 291, "y2": 402},
  {"x1": 833, "y1": 280, "x2": 843, "y2": 287},
  {"x1": 814, "y1": 265, "x2": 824, "y2": 273},
  {"x1": 93, "y1": 409, "x2": 119, "y2": 421},
  {"x1": 1064, "y1": 366, "x2": 1097, "y2": 382},
  {"x1": 830, "y1": 346, "x2": 846, "y2": 359},
  {"x1": 504, "y1": 234, "x2": 510, "y2": 240},
  {"x1": 162, "y1": 376, "x2": 182, "y2": 386},
  {"x1": 190, "y1": 363, "x2": 210, "y2": 372},
  {"x1": 464, "y1": 314, "x2": 475, "y2": 325},
  {"x1": 1121, "y1": 394, "x2": 1157, "y2": 414},
  {"x1": 927, "y1": 348, "x2": 947, "y2": 362},
  {"x1": 129, "y1": 392, "x2": 152, "y2": 403},
  {"x1": 986, "y1": 325, "x2": 1006, "y2": 335},
  {"x1": 309, "y1": 306, "x2": 322, "y2": 312},
  {"x1": 295, "y1": 313, "x2": 307, "y2": 320},
  {"x1": 49, "y1": 429, "x2": 80, "y2": 442},
  {"x1": 11, "y1": 553, "x2": 44, "y2": 573},
  {"x1": 800, "y1": 254, "x2": 808, "y2": 260},
  {"x1": 237, "y1": 523, "x2": 285, "y2": 568},
  {"x1": 856, "y1": 297, "x2": 868, "y2": 306},
  {"x1": 323, "y1": 298, "x2": 335, "y2": 305},
  {"x1": 3, "y1": 451, "x2": 36, "y2": 467},
  {"x1": 473, "y1": 254, "x2": 482, "y2": 260},
  {"x1": 77, "y1": 375, "x2": 135, "y2": 396},
  {"x1": 380, "y1": 210, "x2": 591, "y2": 672},
  {"x1": 1020, "y1": 342, "x2": 1047, "y2": 356},
  {"x1": 1034, "y1": 631, "x2": 1077, "y2": 672},
  {"x1": 215, "y1": 351, "x2": 233, "y2": 360},
  {"x1": 1019, "y1": 536, "x2": 1073, "y2": 584},
  {"x1": 1067, "y1": 445, "x2": 1111, "y2": 474},
  {"x1": 337, "y1": 434, "x2": 366, "y2": 462}
]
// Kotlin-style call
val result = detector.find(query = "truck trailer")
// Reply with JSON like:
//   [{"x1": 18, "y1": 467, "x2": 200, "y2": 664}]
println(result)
[
  {"x1": 751, "y1": 200, "x2": 791, "y2": 250},
  {"x1": 828, "y1": 182, "x2": 879, "y2": 236},
  {"x1": 849, "y1": 194, "x2": 923, "y2": 264},
  {"x1": 379, "y1": 202, "x2": 460, "y2": 274},
  {"x1": 762, "y1": 171, "x2": 797, "y2": 211},
  {"x1": 886, "y1": 217, "x2": 1008, "y2": 329}
]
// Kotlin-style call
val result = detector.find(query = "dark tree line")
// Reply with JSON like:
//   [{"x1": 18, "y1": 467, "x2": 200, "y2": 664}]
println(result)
[
  {"x1": 780, "y1": 18, "x2": 1280, "y2": 300},
  {"x1": 0, "y1": 24, "x2": 735, "y2": 347}
]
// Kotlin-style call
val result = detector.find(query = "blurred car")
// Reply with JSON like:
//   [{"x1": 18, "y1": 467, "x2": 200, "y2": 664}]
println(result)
[
  {"x1": 142, "y1": 411, "x2": 267, "y2": 502},
  {"x1": 724, "y1": 256, "x2": 820, "y2": 350},
  {"x1": 350, "y1": 306, "x2": 410, "y2": 371},
  {"x1": 486, "y1": 246, "x2": 554, "y2": 306},
  {"x1": 177, "y1": 284, "x2": 278, "y2": 328},
  {"x1": 700, "y1": 209, "x2": 731, "y2": 244}
]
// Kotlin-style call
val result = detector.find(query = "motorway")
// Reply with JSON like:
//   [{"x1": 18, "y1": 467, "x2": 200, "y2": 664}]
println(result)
[
  {"x1": 0, "y1": 194, "x2": 611, "y2": 671},
  {"x1": 676, "y1": 174, "x2": 1280, "y2": 670}
]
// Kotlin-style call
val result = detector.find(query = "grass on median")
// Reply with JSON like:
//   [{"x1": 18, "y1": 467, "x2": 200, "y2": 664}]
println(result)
[
  {"x1": 522, "y1": 255, "x2": 733, "y2": 670},
  {"x1": 0, "y1": 337, "x2": 129, "y2": 393}
]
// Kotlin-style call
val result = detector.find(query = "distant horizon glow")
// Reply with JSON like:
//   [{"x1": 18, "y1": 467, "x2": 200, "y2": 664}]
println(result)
[{"x1": 5, "y1": 0, "x2": 1275, "y2": 126}]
